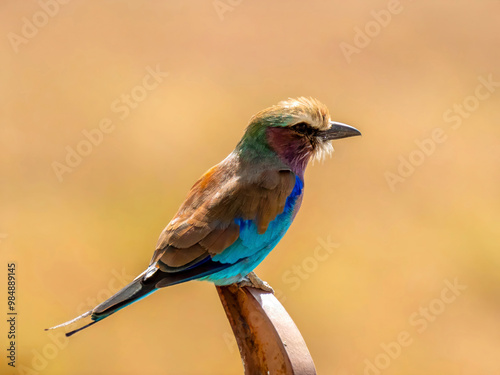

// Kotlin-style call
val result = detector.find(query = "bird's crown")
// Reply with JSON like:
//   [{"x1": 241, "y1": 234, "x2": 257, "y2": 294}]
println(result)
[{"x1": 248, "y1": 97, "x2": 331, "y2": 130}]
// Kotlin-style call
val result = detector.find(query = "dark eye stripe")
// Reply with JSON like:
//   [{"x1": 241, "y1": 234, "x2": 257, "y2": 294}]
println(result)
[{"x1": 291, "y1": 122, "x2": 316, "y2": 136}]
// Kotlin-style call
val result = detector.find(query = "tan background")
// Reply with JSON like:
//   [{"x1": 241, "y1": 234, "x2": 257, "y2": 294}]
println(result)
[{"x1": 1, "y1": 1, "x2": 500, "y2": 374}]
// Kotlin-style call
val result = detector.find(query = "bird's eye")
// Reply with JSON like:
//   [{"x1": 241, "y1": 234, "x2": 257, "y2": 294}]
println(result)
[{"x1": 291, "y1": 122, "x2": 314, "y2": 135}]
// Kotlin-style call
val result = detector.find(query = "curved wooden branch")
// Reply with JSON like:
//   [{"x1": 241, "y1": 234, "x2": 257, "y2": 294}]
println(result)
[{"x1": 216, "y1": 284, "x2": 317, "y2": 375}]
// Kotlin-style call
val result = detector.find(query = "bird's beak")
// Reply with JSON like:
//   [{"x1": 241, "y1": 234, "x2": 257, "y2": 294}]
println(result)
[{"x1": 320, "y1": 121, "x2": 361, "y2": 141}]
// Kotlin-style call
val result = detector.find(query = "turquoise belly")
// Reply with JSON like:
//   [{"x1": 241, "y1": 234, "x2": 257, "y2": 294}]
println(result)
[{"x1": 199, "y1": 176, "x2": 303, "y2": 285}]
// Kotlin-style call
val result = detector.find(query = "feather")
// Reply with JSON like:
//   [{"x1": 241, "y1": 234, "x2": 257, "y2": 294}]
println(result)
[{"x1": 150, "y1": 153, "x2": 297, "y2": 270}]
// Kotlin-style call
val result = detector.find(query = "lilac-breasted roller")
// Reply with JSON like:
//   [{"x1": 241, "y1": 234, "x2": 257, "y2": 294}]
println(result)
[{"x1": 47, "y1": 97, "x2": 361, "y2": 336}]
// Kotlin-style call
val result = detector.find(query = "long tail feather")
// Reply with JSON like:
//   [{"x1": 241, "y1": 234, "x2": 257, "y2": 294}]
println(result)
[
  {"x1": 65, "y1": 321, "x2": 98, "y2": 337},
  {"x1": 46, "y1": 256, "x2": 233, "y2": 337},
  {"x1": 45, "y1": 310, "x2": 92, "y2": 331},
  {"x1": 46, "y1": 268, "x2": 158, "y2": 337}
]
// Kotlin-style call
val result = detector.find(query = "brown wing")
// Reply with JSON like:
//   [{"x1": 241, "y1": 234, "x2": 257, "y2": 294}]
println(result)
[{"x1": 150, "y1": 155, "x2": 296, "y2": 271}]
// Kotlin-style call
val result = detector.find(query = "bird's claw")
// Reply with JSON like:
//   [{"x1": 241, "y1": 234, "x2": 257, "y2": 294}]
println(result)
[{"x1": 238, "y1": 272, "x2": 274, "y2": 293}]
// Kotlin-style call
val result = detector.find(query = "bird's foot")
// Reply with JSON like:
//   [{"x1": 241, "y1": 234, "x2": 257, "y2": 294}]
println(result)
[{"x1": 238, "y1": 272, "x2": 274, "y2": 294}]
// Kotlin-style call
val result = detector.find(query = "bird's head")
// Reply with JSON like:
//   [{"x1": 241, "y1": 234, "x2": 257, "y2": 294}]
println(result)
[{"x1": 239, "y1": 97, "x2": 361, "y2": 174}]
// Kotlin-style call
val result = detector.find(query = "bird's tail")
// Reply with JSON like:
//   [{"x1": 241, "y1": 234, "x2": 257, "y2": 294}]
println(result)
[{"x1": 46, "y1": 268, "x2": 158, "y2": 337}]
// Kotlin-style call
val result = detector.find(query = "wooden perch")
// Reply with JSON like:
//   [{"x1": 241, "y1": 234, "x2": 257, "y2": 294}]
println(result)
[{"x1": 216, "y1": 284, "x2": 317, "y2": 375}]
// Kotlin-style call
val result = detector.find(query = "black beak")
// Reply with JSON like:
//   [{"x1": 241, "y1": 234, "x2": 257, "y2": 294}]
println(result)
[{"x1": 320, "y1": 121, "x2": 361, "y2": 141}]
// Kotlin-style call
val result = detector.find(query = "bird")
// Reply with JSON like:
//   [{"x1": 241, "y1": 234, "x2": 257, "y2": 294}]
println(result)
[{"x1": 46, "y1": 97, "x2": 361, "y2": 337}]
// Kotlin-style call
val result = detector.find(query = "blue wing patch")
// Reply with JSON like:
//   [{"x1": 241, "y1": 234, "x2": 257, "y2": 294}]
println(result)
[{"x1": 200, "y1": 176, "x2": 304, "y2": 285}]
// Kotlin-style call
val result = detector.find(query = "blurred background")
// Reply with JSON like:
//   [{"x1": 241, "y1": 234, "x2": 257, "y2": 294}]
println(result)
[{"x1": 1, "y1": 1, "x2": 500, "y2": 374}]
